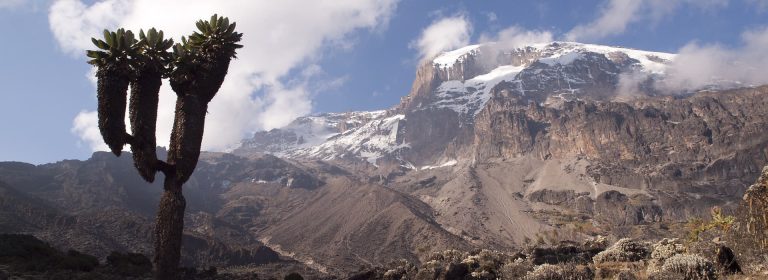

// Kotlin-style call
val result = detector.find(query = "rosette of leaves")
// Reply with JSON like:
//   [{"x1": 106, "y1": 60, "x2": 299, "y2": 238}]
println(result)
[
  {"x1": 167, "y1": 14, "x2": 242, "y2": 184},
  {"x1": 87, "y1": 28, "x2": 138, "y2": 156},
  {"x1": 128, "y1": 28, "x2": 173, "y2": 182}
]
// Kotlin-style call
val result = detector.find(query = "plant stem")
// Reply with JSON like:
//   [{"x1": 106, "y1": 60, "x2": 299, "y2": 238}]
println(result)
[{"x1": 153, "y1": 173, "x2": 186, "y2": 280}]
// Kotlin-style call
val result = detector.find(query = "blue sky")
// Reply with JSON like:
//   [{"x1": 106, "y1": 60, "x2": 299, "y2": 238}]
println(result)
[{"x1": 0, "y1": 0, "x2": 767, "y2": 164}]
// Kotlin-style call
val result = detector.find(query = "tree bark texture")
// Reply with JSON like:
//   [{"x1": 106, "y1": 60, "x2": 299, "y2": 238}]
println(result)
[
  {"x1": 129, "y1": 69, "x2": 162, "y2": 182},
  {"x1": 168, "y1": 93, "x2": 207, "y2": 184},
  {"x1": 153, "y1": 174, "x2": 186, "y2": 280},
  {"x1": 96, "y1": 67, "x2": 129, "y2": 156}
]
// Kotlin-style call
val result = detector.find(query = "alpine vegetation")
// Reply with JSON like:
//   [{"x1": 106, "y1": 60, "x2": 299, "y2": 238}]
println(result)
[
  {"x1": 87, "y1": 28, "x2": 138, "y2": 156},
  {"x1": 86, "y1": 14, "x2": 242, "y2": 280}
]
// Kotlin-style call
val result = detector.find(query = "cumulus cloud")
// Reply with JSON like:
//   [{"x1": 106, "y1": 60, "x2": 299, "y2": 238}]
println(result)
[
  {"x1": 72, "y1": 110, "x2": 109, "y2": 151},
  {"x1": 49, "y1": 0, "x2": 398, "y2": 152},
  {"x1": 659, "y1": 26, "x2": 768, "y2": 92},
  {"x1": 565, "y1": 0, "x2": 643, "y2": 42},
  {"x1": 566, "y1": 0, "x2": 728, "y2": 42},
  {"x1": 411, "y1": 15, "x2": 472, "y2": 62}
]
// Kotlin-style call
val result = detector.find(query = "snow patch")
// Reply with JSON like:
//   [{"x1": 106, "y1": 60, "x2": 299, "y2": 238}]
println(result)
[
  {"x1": 289, "y1": 114, "x2": 409, "y2": 164},
  {"x1": 420, "y1": 159, "x2": 458, "y2": 170},
  {"x1": 431, "y1": 65, "x2": 525, "y2": 115},
  {"x1": 538, "y1": 52, "x2": 584, "y2": 66},
  {"x1": 433, "y1": 44, "x2": 481, "y2": 68}
]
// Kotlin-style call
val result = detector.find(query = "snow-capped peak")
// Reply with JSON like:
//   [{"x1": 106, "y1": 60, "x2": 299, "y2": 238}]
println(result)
[
  {"x1": 423, "y1": 41, "x2": 677, "y2": 117},
  {"x1": 432, "y1": 41, "x2": 675, "y2": 73},
  {"x1": 237, "y1": 41, "x2": 681, "y2": 166}
]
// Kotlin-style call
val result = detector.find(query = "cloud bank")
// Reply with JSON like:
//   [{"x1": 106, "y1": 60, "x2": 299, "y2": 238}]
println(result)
[
  {"x1": 660, "y1": 26, "x2": 768, "y2": 92},
  {"x1": 565, "y1": 0, "x2": 643, "y2": 42},
  {"x1": 479, "y1": 26, "x2": 553, "y2": 49},
  {"x1": 560, "y1": 0, "x2": 768, "y2": 93},
  {"x1": 411, "y1": 15, "x2": 472, "y2": 62},
  {"x1": 49, "y1": 0, "x2": 398, "y2": 152}
]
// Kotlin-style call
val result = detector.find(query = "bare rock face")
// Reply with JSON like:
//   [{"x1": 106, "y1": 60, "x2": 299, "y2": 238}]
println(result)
[
  {"x1": 593, "y1": 191, "x2": 662, "y2": 226},
  {"x1": 727, "y1": 165, "x2": 768, "y2": 271},
  {"x1": 396, "y1": 61, "x2": 440, "y2": 113},
  {"x1": 473, "y1": 86, "x2": 768, "y2": 220}
]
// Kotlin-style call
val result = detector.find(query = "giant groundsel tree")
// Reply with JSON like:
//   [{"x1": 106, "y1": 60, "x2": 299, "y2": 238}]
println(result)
[{"x1": 86, "y1": 15, "x2": 242, "y2": 280}]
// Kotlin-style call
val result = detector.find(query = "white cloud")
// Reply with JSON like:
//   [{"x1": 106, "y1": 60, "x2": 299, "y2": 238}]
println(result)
[
  {"x1": 565, "y1": 0, "x2": 643, "y2": 42},
  {"x1": 479, "y1": 26, "x2": 553, "y2": 49},
  {"x1": 659, "y1": 26, "x2": 768, "y2": 92},
  {"x1": 72, "y1": 110, "x2": 109, "y2": 151},
  {"x1": 49, "y1": 0, "x2": 132, "y2": 56},
  {"x1": 411, "y1": 15, "x2": 472, "y2": 62},
  {"x1": 566, "y1": 0, "x2": 729, "y2": 42},
  {"x1": 485, "y1": 12, "x2": 497, "y2": 23},
  {"x1": 50, "y1": 0, "x2": 398, "y2": 152}
]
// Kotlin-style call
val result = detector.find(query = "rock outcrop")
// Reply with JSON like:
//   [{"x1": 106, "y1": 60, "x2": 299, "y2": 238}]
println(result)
[{"x1": 728, "y1": 165, "x2": 768, "y2": 272}]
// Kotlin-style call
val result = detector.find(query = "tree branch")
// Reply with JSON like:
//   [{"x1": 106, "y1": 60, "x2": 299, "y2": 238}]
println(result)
[
  {"x1": 124, "y1": 133, "x2": 136, "y2": 147},
  {"x1": 155, "y1": 160, "x2": 175, "y2": 177}
]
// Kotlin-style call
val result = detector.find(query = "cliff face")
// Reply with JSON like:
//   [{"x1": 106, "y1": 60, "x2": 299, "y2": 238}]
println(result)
[
  {"x1": 470, "y1": 86, "x2": 768, "y2": 219},
  {"x1": 474, "y1": 86, "x2": 768, "y2": 168}
]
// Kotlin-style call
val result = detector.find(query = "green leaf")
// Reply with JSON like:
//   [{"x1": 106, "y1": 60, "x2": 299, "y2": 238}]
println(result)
[
  {"x1": 104, "y1": 30, "x2": 114, "y2": 47},
  {"x1": 225, "y1": 23, "x2": 236, "y2": 35},
  {"x1": 86, "y1": 50, "x2": 100, "y2": 58},
  {"x1": 116, "y1": 30, "x2": 124, "y2": 50},
  {"x1": 125, "y1": 30, "x2": 135, "y2": 45},
  {"x1": 217, "y1": 17, "x2": 225, "y2": 31},
  {"x1": 97, "y1": 40, "x2": 109, "y2": 50}
]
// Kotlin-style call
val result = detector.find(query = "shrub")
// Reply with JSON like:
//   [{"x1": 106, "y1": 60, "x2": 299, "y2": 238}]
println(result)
[
  {"x1": 652, "y1": 254, "x2": 716, "y2": 280},
  {"x1": 499, "y1": 258, "x2": 534, "y2": 279},
  {"x1": 593, "y1": 238, "x2": 649, "y2": 264},
  {"x1": 524, "y1": 263, "x2": 593, "y2": 280},
  {"x1": 686, "y1": 207, "x2": 735, "y2": 243},
  {"x1": 647, "y1": 238, "x2": 686, "y2": 275},
  {"x1": 106, "y1": 251, "x2": 152, "y2": 276},
  {"x1": 58, "y1": 250, "x2": 99, "y2": 272},
  {"x1": 284, "y1": 272, "x2": 304, "y2": 280}
]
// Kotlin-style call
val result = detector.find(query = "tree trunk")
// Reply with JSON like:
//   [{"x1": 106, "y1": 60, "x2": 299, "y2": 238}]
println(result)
[
  {"x1": 153, "y1": 174, "x2": 186, "y2": 280},
  {"x1": 168, "y1": 94, "x2": 207, "y2": 184}
]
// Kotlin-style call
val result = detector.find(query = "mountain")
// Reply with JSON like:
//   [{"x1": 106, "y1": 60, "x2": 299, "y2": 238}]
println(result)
[
  {"x1": 2, "y1": 41, "x2": 768, "y2": 277},
  {"x1": 230, "y1": 41, "x2": 768, "y2": 271},
  {"x1": 237, "y1": 42, "x2": 679, "y2": 165}
]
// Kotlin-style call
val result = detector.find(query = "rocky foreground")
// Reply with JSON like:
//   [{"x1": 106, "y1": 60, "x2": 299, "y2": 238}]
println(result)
[
  {"x1": 349, "y1": 165, "x2": 768, "y2": 280},
  {"x1": 1, "y1": 165, "x2": 767, "y2": 280}
]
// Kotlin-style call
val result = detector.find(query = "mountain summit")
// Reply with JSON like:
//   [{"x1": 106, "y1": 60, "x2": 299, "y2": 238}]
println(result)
[{"x1": 236, "y1": 41, "x2": 679, "y2": 165}]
